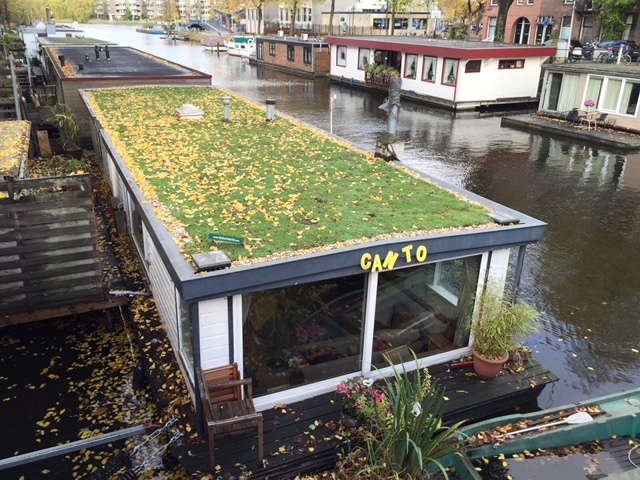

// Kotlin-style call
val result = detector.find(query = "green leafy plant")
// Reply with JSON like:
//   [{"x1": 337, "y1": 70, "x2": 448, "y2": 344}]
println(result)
[
  {"x1": 46, "y1": 103, "x2": 81, "y2": 152},
  {"x1": 467, "y1": 284, "x2": 539, "y2": 361},
  {"x1": 342, "y1": 352, "x2": 464, "y2": 479},
  {"x1": 337, "y1": 376, "x2": 384, "y2": 421}
]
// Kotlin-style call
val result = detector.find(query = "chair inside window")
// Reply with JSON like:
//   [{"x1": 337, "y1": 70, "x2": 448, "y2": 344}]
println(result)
[{"x1": 199, "y1": 363, "x2": 264, "y2": 469}]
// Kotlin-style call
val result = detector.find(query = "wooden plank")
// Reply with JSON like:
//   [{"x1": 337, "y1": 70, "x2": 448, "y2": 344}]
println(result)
[
  {"x1": 0, "y1": 237, "x2": 97, "y2": 256},
  {"x1": 36, "y1": 130, "x2": 52, "y2": 157},
  {"x1": 0, "y1": 250, "x2": 101, "y2": 270},
  {"x1": 0, "y1": 223, "x2": 96, "y2": 242},
  {"x1": 0, "y1": 210, "x2": 95, "y2": 228},
  {"x1": 0, "y1": 297, "x2": 129, "y2": 327},
  {"x1": 0, "y1": 263, "x2": 102, "y2": 284}
]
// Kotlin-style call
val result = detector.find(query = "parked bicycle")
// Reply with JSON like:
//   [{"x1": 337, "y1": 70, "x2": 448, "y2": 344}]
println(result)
[{"x1": 597, "y1": 46, "x2": 632, "y2": 65}]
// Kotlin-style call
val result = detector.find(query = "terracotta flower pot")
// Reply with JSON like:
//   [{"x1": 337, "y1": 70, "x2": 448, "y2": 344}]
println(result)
[{"x1": 472, "y1": 349, "x2": 509, "y2": 379}]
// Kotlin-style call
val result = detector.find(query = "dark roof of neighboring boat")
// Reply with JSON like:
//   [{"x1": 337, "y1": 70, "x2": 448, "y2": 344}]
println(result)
[{"x1": 42, "y1": 44, "x2": 211, "y2": 79}]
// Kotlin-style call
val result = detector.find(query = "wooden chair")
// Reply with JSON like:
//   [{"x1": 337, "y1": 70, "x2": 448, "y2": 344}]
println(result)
[{"x1": 199, "y1": 363, "x2": 263, "y2": 469}]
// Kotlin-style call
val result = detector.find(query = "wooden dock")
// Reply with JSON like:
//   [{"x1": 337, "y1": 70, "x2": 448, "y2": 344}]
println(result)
[{"x1": 173, "y1": 358, "x2": 558, "y2": 479}]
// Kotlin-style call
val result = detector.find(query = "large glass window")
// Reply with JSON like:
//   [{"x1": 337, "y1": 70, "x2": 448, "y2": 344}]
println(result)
[
  {"x1": 371, "y1": 257, "x2": 481, "y2": 368},
  {"x1": 585, "y1": 76, "x2": 603, "y2": 108},
  {"x1": 621, "y1": 82, "x2": 640, "y2": 115},
  {"x1": 602, "y1": 79, "x2": 622, "y2": 111},
  {"x1": 243, "y1": 275, "x2": 366, "y2": 397}
]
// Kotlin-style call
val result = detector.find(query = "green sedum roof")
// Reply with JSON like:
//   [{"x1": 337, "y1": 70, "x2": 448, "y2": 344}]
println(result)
[
  {"x1": 0, "y1": 120, "x2": 30, "y2": 177},
  {"x1": 86, "y1": 86, "x2": 491, "y2": 265}
]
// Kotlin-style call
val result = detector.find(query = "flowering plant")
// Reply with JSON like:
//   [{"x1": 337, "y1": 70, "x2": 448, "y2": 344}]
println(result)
[
  {"x1": 584, "y1": 99, "x2": 596, "y2": 108},
  {"x1": 295, "y1": 321, "x2": 328, "y2": 344},
  {"x1": 337, "y1": 376, "x2": 384, "y2": 421}
]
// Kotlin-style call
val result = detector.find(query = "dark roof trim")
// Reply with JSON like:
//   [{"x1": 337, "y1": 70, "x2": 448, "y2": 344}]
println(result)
[
  {"x1": 63, "y1": 74, "x2": 212, "y2": 81},
  {"x1": 325, "y1": 36, "x2": 556, "y2": 59}
]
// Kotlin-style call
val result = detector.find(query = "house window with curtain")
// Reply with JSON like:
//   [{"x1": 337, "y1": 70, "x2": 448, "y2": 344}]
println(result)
[
  {"x1": 303, "y1": 46, "x2": 312, "y2": 64},
  {"x1": 584, "y1": 76, "x2": 603, "y2": 109},
  {"x1": 336, "y1": 46, "x2": 347, "y2": 67},
  {"x1": 422, "y1": 56, "x2": 436, "y2": 82},
  {"x1": 600, "y1": 78, "x2": 640, "y2": 116},
  {"x1": 269, "y1": 42, "x2": 276, "y2": 56},
  {"x1": 442, "y1": 58, "x2": 458, "y2": 85},
  {"x1": 404, "y1": 54, "x2": 418, "y2": 79},
  {"x1": 543, "y1": 72, "x2": 579, "y2": 111},
  {"x1": 287, "y1": 45, "x2": 295, "y2": 61},
  {"x1": 358, "y1": 48, "x2": 370, "y2": 70}
]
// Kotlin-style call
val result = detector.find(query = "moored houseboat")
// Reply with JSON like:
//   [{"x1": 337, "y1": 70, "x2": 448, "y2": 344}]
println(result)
[{"x1": 225, "y1": 35, "x2": 256, "y2": 58}]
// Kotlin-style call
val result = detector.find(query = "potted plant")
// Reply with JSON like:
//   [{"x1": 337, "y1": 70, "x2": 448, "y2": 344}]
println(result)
[
  {"x1": 467, "y1": 284, "x2": 538, "y2": 379},
  {"x1": 45, "y1": 103, "x2": 81, "y2": 157},
  {"x1": 288, "y1": 356, "x2": 305, "y2": 385},
  {"x1": 336, "y1": 376, "x2": 383, "y2": 427}
]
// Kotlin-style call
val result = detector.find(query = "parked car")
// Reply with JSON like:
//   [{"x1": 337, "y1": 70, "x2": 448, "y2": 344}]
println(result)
[{"x1": 597, "y1": 40, "x2": 639, "y2": 60}]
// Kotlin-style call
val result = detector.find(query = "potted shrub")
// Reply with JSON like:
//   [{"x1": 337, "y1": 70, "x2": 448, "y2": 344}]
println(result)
[
  {"x1": 288, "y1": 357, "x2": 305, "y2": 385},
  {"x1": 45, "y1": 103, "x2": 81, "y2": 156},
  {"x1": 467, "y1": 284, "x2": 538, "y2": 379}
]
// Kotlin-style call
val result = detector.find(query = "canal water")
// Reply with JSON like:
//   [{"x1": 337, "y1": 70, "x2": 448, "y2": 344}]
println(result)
[{"x1": 52, "y1": 24, "x2": 640, "y2": 409}]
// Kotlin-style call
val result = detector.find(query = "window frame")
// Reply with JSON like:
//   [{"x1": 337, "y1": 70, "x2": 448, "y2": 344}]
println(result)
[
  {"x1": 498, "y1": 59, "x2": 525, "y2": 69},
  {"x1": 358, "y1": 48, "x2": 370, "y2": 70},
  {"x1": 465, "y1": 60, "x2": 482, "y2": 73},
  {"x1": 287, "y1": 44, "x2": 295, "y2": 61},
  {"x1": 422, "y1": 55, "x2": 437, "y2": 83},
  {"x1": 303, "y1": 45, "x2": 312, "y2": 65},
  {"x1": 404, "y1": 53, "x2": 418, "y2": 79},
  {"x1": 336, "y1": 45, "x2": 347, "y2": 67},
  {"x1": 442, "y1": 58, "x2": 459, "y2": 86},
  {"x1": 269, "y1": 42, "x2": 276, "y2": 56}
]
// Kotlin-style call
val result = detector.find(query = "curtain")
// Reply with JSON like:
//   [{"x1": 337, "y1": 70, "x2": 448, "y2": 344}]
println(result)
[
  {"x1": 423, "y1": 57, "x2": 435, "y2": 81},
  {"x1": 603, "y1": 79, "x2": 622, "y2": 111},
  {"x1": 584, "y1": 77, "x2": 603, "y2": 108},
  {"x1": 620, "y1": 82, "x2": 640, "y2": 115},
  {"x1": 557, "y1": 74, "x2": 579, "y2": 112}
]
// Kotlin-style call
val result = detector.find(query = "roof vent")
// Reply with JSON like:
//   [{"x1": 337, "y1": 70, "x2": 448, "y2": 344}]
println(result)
[
  {"x1": 192, "y1": 251, "x2": 232, "y2": 272},
  {"x1": 176, "y1": 104, "x2": 204, "y2": 120}
]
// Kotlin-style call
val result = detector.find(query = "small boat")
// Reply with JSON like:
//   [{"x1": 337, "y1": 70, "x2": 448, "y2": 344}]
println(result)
[
  {"x1": 225, "y1": 36, "x2": 256, "y2": 58},
  {"x1": 149, "y1": 25, "x2": 165, "y2": 35},
  {"x1": 201, "y1": 35, "x2": 227, "y2": 52},
  {"x1": 447, "y1": 388, "x2": 640, "y2": 479}
]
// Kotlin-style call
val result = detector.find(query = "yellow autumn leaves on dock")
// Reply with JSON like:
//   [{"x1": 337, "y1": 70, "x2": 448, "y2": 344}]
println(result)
[{"x1": 85, "y1": 86, "x2": 490, "y2": 265}]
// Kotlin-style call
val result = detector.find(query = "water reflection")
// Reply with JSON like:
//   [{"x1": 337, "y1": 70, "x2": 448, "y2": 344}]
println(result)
[{"x1": 71, "y1": 24, "x2": 640, "y2": 407}]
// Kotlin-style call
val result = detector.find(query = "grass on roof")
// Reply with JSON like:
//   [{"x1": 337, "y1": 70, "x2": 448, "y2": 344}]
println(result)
[
  {"x1": 0, "y1": 120, "x2": 30, "y2": 176},
  {"x1": 85, "y1": 86, "x2": 490, "y2": 264}
]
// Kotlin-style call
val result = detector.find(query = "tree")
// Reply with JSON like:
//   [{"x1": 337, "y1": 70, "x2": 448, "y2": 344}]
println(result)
[
  {"x1": 249, "y1": 0, "x2": 268, "y2": 34},
  {"x1": 328, "y1": 0, "x2": 335, "y2": 34},
  {"x1": 593, "y1": 0, "x2": 637, "y2": 41},
  {"x1": 280, "y1": 0, "x2": 301, "y2": 36},
  {"x1": 440, "y1": 0, "x2": 485, "y2": 39},
  {"x1": 493, "y1": 0, "x2": 514, "y2": 42}
]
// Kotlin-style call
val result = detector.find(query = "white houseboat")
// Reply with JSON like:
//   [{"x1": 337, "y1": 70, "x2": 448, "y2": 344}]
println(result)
[
  {"x1": 324, "y1": 36, "x2": 556, "y2": 111},
  {"x1": 225, "y1": 35, "x2": 256, "y2": 58}
]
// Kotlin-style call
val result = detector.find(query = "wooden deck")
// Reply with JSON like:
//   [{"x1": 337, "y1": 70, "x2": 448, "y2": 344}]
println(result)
[{"x1": 173, "y1": 358, "x2": 558, "y2": 479}]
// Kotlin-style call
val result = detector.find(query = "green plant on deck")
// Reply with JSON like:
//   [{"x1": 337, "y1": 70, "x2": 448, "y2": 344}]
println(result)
[
  {"x1": 346, "y1": 351, "x2": 464, "y2": 479},
  {"x1": 46, "y1": 103, "x2": 81, "y2": 152},
  {"x1": 467, "y1": 283, "x2": 539, "y2": 361}
]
